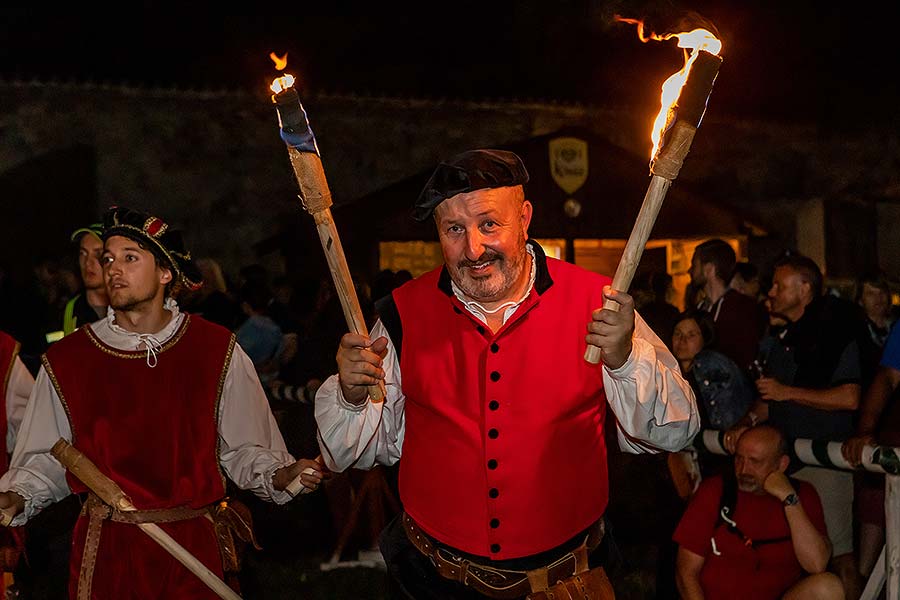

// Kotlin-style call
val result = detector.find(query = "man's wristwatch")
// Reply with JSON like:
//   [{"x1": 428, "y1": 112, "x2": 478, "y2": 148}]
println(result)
[{"x1": 782, "y1": 492, "x2": 799, "y2": 507}]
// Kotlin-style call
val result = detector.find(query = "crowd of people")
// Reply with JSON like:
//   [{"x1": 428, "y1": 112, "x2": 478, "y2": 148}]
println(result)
[
  {"x1": 630, "y1": 239, "x2": 897, "y2": 600},
  {"x1": 0, "y1": 148, "x2": 894, "y2": 600}
]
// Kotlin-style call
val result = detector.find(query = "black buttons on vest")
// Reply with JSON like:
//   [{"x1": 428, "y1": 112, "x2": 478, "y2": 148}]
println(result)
[
  {"x1": 476, "y1": 325, "x2": 486, "y2": 334},
  {"x1": 490, "y1": 343, "x2": 500, "y2": 353},
  {"x1": 487, "y1": 459, "x2": 498, "y2": 470},
  {"x1": 491, "y1": 544, "x2": 501, "y2": 554},
  {"x1": 488, "y1": 428, "x2": 499, "y2": 439},
  {"x1": 489, "y1": 488, "x2": 499, "y2": 498},
  {"x1": 490, "y1": 518, "x2": 500, "y2": 529},
  {"x1": 490, "y1": 371, "x2": 501, "y2": 382},
  {"x1": 489, "y1": 400, "x2": 499, "y2": 411},
  {"x1": 453, "y1": 306, "x2": 462, "y2": 314}
]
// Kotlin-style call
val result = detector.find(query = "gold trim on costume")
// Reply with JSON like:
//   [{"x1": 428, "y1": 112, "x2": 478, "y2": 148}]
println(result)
[
  {"x1": 83, "y1": 315, "x2": 191, "y2": 359},
  {"x1": 3, "y1": 341, "x2": 20, "y2": 397},
  {"x1": 41, "y1": 355, "x2": 76, "y2": 445},
  {"x1": 142, "y1": 216, "x2": 168, "y2": 238}
]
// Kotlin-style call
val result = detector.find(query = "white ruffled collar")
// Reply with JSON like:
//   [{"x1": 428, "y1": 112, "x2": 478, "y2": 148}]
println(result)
[{"x1": 96, "y1": 297, "x2": 184, "y2": 367}]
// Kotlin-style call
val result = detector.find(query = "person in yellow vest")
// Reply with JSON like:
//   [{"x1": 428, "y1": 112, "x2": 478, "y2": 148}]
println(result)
[{"x1": 45, "y1": 224, "x2": 109, "y2": 344}]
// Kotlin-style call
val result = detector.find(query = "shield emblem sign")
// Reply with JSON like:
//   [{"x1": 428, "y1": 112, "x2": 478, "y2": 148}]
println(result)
[{"x1": 549, "y1": 137, "x2": 589, "y2": 195}]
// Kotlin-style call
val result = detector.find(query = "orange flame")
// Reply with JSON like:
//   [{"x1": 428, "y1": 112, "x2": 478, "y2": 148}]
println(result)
[
  {"x1": 269, "y1": 51, "x2": 288, "y2": 71},
  {"x1": 616, "y1": 16, "x2": 722, "y2": 158},
  {"x1": 268, "y1": 51, "x2": 295, "y2": 94}
]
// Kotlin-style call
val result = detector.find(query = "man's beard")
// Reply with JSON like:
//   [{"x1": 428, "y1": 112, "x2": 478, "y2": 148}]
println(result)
[
  {"x1": 110, "y1": 287, "x2": 157, "y2": 312},
  {"x1": 452, "y1": 246, "x2": 526, "y2": 302},
  {"x1": 737, "y1": 475, "x2": 761, "y2": 493}
]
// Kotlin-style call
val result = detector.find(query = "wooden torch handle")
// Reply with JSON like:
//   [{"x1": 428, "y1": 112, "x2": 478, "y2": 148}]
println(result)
[
  {"x1": 285, "y1": 454, "x2": 323, "y2": 497},
  {"x1": 50, "y1": 439, "x2": 242, "y2": 600},
  {"x1": 51, "y1": 438, "x2": 133, "y2": 512},
  {"x1": 584, "y1": 175, "x2": 672, "y2": 364},
  {"x1": 287, "y1": 148, "x2": 385, "y2": 402}
]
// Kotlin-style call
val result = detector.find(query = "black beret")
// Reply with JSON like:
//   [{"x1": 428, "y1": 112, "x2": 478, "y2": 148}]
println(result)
[
  {"x1": 412, "y1": 149, "x2": 529, "y2": 222},
  {"x1": 102, "y1": 206, "x2": 203, "y2": 292}
]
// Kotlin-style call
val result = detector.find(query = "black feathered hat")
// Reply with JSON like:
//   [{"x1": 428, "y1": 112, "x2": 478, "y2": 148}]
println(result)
[{"x1": 101, "y1": 206, "x2": 203, "y2": 291}]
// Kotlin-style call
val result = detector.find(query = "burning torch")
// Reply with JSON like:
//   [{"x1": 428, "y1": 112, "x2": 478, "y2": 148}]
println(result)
[
  {"x1": 584, "y1": 21, "x2": 723, "y2": 364},
  {"x1": 269, "y1": 55, "x2": 385, "y2": 401}
]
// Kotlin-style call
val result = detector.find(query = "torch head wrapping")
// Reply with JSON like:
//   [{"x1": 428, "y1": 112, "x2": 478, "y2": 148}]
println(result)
[
  {"x1": 651, "y1": 50, "x2": 722, "y2": 180},
  {"x1": 273, "y1": 86, "x2": 321, "y2": 156},
  {"x1": 673, "y1": 50, "x2": 723, "y2": 131}
]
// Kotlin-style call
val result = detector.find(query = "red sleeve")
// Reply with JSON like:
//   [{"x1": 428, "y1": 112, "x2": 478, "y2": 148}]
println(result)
[
  {"x1": 796, "y1": 480, "x2": 827, "y2": 535},
  {"x1": 672, "y1": 476, "x2": 724, "y2": 557}
]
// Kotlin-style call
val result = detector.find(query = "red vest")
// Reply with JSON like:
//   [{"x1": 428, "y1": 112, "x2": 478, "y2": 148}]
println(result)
[
  {"x1": 0, "y1": 332, "x2": 20, "y2": 474},
  {"x1": 43, "y1": 315, "x2": 233, "y2": 599},
  {"x1": 393, "y1": 254, "x2": 612, "y2": 559}
]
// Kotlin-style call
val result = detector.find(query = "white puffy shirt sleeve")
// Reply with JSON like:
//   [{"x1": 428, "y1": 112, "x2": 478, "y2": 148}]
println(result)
[
  {"x1": 6, "y1": 356, "x2": 34, "y2": 451},
  {"x1": 218, "y1": 343, "x2": 296, "y2": 505},
  {"x1": 603, "y1": 311, "x2": 700, "y2": 453},
  {"x1": 315, "y1": 319, "x2": 405, "y2": 473},
  {"x1": 0, "y1": 367, "x2": 73, "y2": 525}
]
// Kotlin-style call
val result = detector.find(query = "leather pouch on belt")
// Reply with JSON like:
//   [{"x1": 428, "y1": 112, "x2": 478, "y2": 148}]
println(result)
[
  {"x1": 526, "y1": 565, "x2": 615, "y2": 600},
  {"x1": 211, "y1": 498, "x2": 262, "y2": 573}
]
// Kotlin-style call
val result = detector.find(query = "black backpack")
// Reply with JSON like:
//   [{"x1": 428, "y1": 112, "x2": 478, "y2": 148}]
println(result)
[{"x1": 713, "y1": 470, "x2": 793, "y2": 551}]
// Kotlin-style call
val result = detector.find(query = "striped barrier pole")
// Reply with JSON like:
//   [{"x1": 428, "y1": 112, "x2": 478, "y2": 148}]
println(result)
[
  {"x1": 266, "y1": 381, "x2": 320, "y2": 405},
  {"x1": 694, "y1": 430, "x2": 900, "y2": 475}
]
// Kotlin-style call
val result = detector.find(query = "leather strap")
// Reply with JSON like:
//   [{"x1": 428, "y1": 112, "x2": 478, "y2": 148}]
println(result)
[
  {"x1": 76, "y1": 493, "x2": 211, "y2": 600},
  {"x1": 402, "y1": 512, "x2": 605, "y2": 599},
  {"x1": 77, "y1": 498, "x2": 110, "y2": 600}
]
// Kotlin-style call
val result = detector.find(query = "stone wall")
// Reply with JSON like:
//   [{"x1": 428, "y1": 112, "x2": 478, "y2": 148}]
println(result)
[{"x1": 2, "y1": 80, "x2": 898, "y2": 284}]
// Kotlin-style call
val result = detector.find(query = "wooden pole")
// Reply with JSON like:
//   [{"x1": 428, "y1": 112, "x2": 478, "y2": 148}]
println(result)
[
  {"x1": 51, "y1": 439, "x2": 242, "y2": 600},
  {"x1": 275, "y1": 88, "x2": 385, "y2": 402},
  {"x1": 584, "y1": 174, "x2": 670, "y2": 364},
  {"x1": 584, "y1": 49, "x2": 721, "y2": 365},
  {"x1": 888, "y1": 474, "x2": 899, "y2": 600},
  {"x1": 583, "y1": 119, "x2": 694, "y2": 365}
]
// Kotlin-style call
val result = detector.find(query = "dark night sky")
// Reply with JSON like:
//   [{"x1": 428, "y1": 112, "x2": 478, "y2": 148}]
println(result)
[{"x1": 3, "y1": 1, "x2": 899, "y2": 125}]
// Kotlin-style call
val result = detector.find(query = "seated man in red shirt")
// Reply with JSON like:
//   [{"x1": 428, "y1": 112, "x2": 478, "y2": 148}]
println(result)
[{"x1": 673, "y1": 425, "x2": 843, "y2": 600}]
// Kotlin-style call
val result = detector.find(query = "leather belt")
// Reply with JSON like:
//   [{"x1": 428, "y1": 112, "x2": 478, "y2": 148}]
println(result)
[
  {"x1": 402, "y1": 512, "x2": 605, "y2": 599},
  {"x1": 77, "y1": 492, "x2": 211, "y2": 600}
]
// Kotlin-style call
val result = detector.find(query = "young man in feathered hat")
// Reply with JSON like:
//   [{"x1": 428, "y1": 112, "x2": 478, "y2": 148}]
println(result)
[{"x1": 0, "y1": 206, "x2": 328, "y2": 599}]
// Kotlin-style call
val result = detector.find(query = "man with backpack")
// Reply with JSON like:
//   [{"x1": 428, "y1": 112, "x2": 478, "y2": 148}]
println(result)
[{"x1": 672, "y1": 425, "x2": 842, "y2": 600}]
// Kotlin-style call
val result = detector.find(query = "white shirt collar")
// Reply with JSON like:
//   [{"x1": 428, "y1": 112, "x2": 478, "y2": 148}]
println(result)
[{"x1": 91, "y1": 297, "x2": 185, "y2": 367}]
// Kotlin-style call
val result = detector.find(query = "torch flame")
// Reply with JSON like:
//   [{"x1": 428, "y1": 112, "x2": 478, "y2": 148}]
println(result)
[
  {"x1": 268, "y1": 51, "x2": 296, "y2": 94},
  {"x1": 269, "y1": 51, "x2": 289, "y2": 71},
  {"x1": 270, "y1": 74, "x2": 296, "y2": 94},
  {"x1": 616, "y1": 16, "x2": 722, "y2": 158}
]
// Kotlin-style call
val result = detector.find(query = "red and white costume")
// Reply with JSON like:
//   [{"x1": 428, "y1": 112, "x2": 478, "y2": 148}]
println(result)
[
  {"x1": 0, "y1": 301, "x2": 295, "y2": 598},
  {"x1": 316, "y1": 242, "x2": 699, "y2": 559}
]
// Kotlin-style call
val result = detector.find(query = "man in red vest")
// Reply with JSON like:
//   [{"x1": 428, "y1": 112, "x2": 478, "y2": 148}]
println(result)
[
  {"x1": 316, "y1": 149, "x2": 700, "y2": 599},
  {"x1": 0, "y1": 206, "x2": 329, "y2": 599}
]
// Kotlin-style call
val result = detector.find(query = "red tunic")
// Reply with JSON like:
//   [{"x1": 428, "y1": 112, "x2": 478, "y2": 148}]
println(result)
[
  {"x1": 43, "y1": 315, "x2": 233, "y2": 600},
  {"x1": 392, "y1": 254, "x2": 612, "y2": 559},
  {"x1": 0, "y1": 331, "x2": 20, "y2": 471}
]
